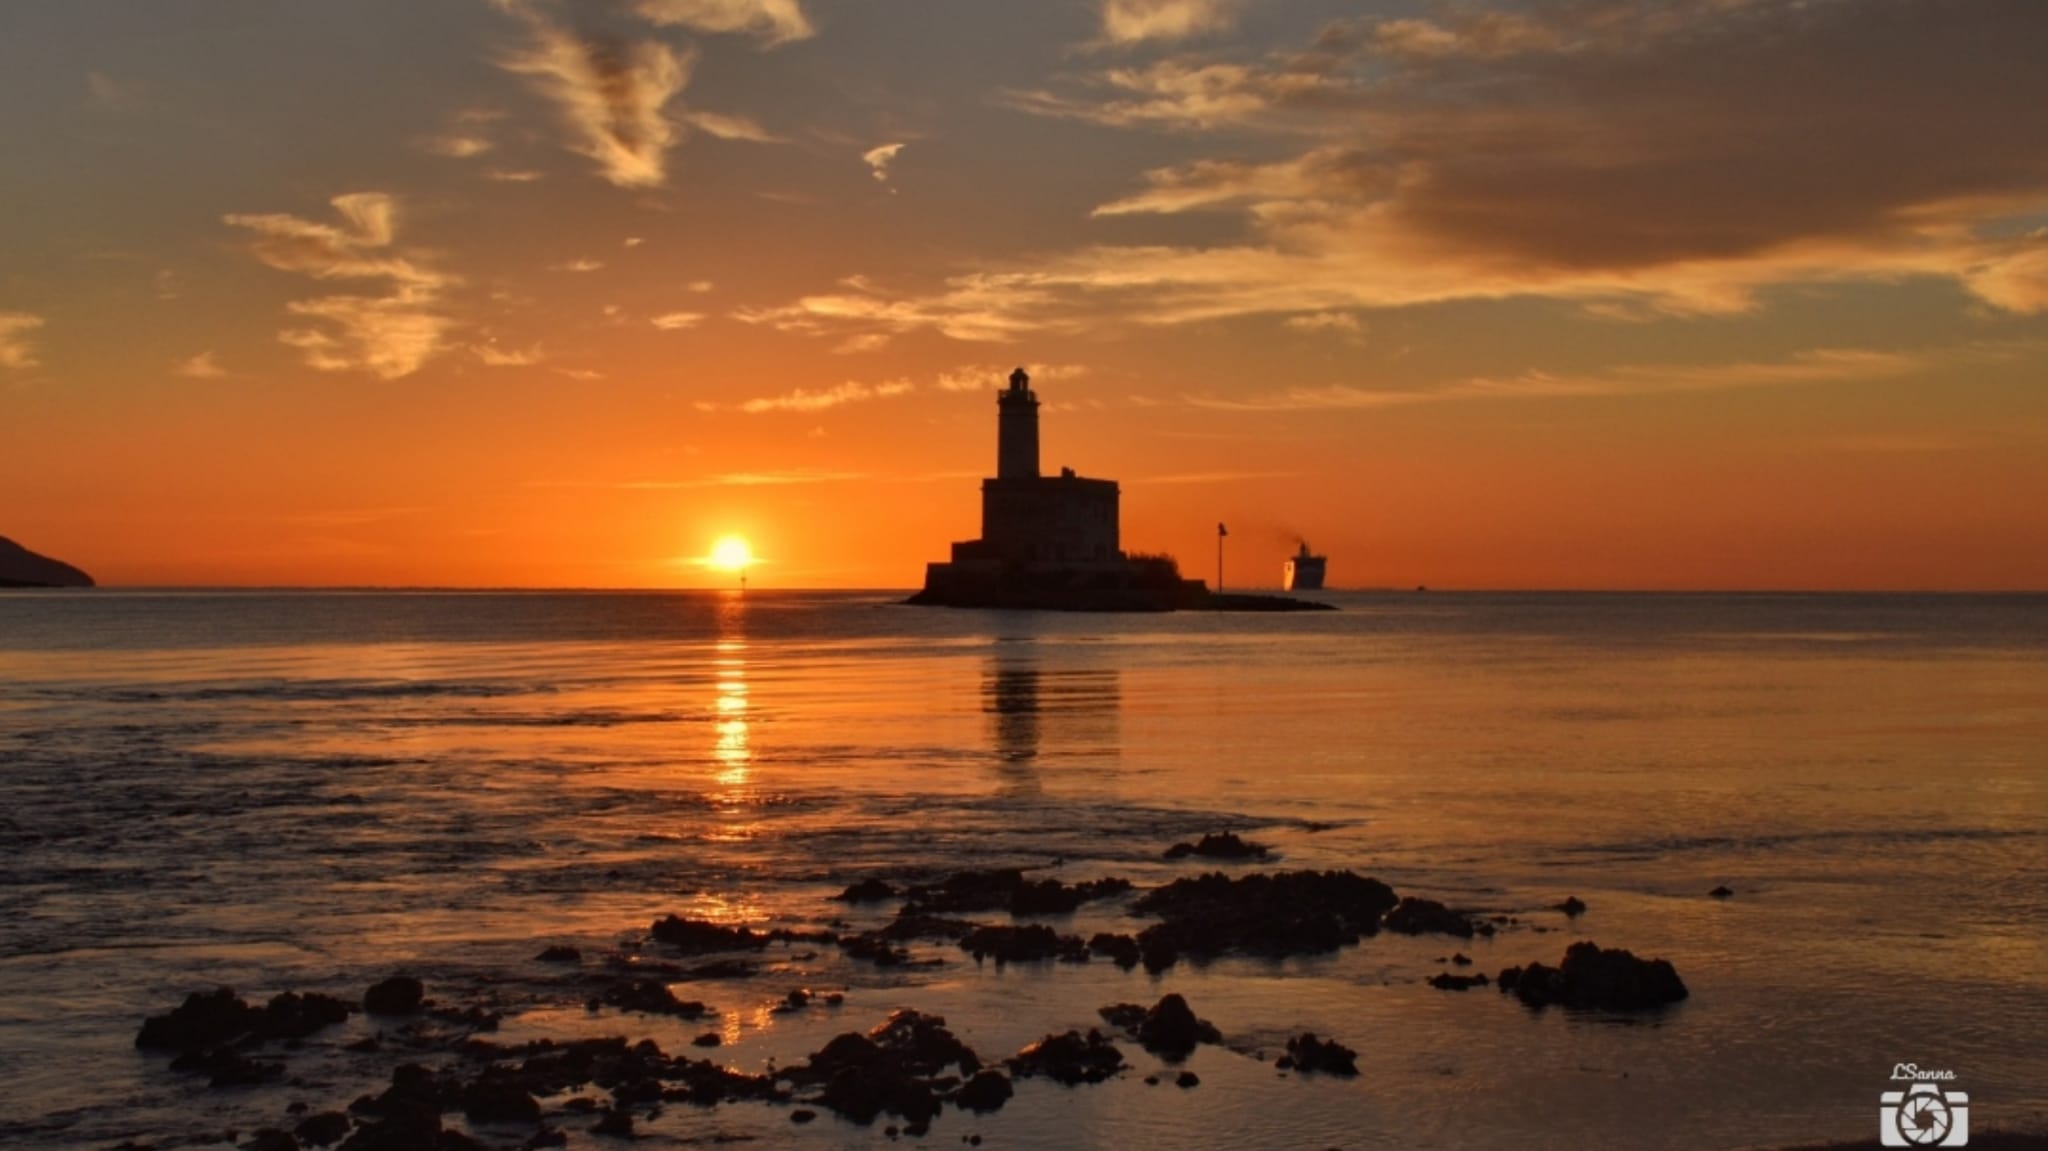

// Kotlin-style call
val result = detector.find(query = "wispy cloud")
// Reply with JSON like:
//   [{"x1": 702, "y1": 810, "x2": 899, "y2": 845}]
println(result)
[
  {"x1": 416, "y1": 134, "x2": 494, "y2": 158},
  {"x1": 702, "y1": 377, "x2": 917, "y2": 413},
  {"x1": 532, "y1": 468, "x2": 865, "y2": 489},
  {"x1": 496, "y1": 1, "x2": 691, "y2": 189},
  {"x1": 935, "y1": 362, "x2": 1090, "y2": 392},
  {"x1": 472, "y1": 342, "x2": 545, "y2": 366},
  {"x1": 862, "y1": 142, "x2": 905, "y2": 183},
  {"x1": 632, "y1": 0, "x2": 814, "y2": 45},
  {"x1": 1284, "y1": 311, "x2": 1365, "y2": 338},
  {"x1": 552, "y1": 258, "x2": 605, "y2": 272},
  {"x1": 0, "y1": 312, "x2": 45, "y2": 369},
  {"x1": 650, "y1": 311, "x2": 704, "y2": 330},
  {"x1": 224, "y1": 192, "x2": 455, "y2": 379},
  {"x1": 175, "y1": 351, "x2": 226, "y2": 378},
  {"x1": 485, "y1": 168, "x2": 545, "y2": 183},
  {"x1": 686, "y1": 110, "x2": 778, "y2": 142},
  {"x1": 1185, "y1": 348, "x2": 1925, "y2": 411},
  {"x1": 1099, "y1": 0, "x2": 1240, "y2": 45}
]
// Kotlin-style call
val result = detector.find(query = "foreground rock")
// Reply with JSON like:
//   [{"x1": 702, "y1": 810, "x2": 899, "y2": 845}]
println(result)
[
  {"x1": 901, "y1": 868, "x2": 1132, "y2": 917},
  {"x1": 136, "y1": 988, "x2": 353, "y2": 1051},
  {"x1": 1163, "y1": 832, "x2": 1269, "y2": 861},
  {"x1": 648, "y1": 915, "x2": 770, "y2": 954},
  {"x1": 1498, "y1": 941, "x2": 1689, "y2": 1011},
  {"x1": 1382, "y1": 897, "x2": 1480, "y2": 939},
  {"x1": 363, "y1": 977, "x2": 424, "y2": 1016},
  {"x1": 1130, "y1": 870, "x2": 1400, "y2": 970},
  {"x1": 960, "y1": 924, "x2": 1088, "y2": 964},
  {"x1": 785, "y1": 1010, "x2": 980, "y2": 1128},
  {"x1": 1278, "y1": 1033, "x2": 1358, "y2": 1076},
  {"x1": 1098, "y1": 994, "x2": 1220, "y2": 1059},
  {"x1": 1008, "y1": 1029, "x2": 1125, "y2": 1085}
]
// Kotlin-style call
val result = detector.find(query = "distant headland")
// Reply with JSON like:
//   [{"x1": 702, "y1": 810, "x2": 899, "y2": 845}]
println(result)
[
  {"x1": 0, "y1": 537, "x2": 95, "y2": 588},
  {"x1": 908, "y1": 369, "x2": 1331, "y2": 613}
]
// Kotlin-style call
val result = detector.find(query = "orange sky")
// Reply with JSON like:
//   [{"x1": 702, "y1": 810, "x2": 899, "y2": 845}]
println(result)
[{"x1": 3, "y1": 0, "x2": 2047, "y2": 589}]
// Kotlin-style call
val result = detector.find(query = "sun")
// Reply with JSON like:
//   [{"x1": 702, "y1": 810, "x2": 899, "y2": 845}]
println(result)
[{"x1": 708, "y1": 535, "x2": 754, "y2": 573}]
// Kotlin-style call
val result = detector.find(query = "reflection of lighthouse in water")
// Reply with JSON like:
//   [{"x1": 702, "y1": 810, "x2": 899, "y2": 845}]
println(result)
[{"x1": 982, "y1": 648, "x2": 1121, "y2": 767}]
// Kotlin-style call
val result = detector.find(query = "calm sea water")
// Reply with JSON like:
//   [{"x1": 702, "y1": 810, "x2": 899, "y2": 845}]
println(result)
[{"x1": 0, "y1": 590, "x2": 2043, "y2": 1150}]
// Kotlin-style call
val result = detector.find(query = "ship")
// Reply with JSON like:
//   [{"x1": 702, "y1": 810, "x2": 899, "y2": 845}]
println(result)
[{"x1": 1283, "y1": 541, "x2": 1327, "y2": 591}]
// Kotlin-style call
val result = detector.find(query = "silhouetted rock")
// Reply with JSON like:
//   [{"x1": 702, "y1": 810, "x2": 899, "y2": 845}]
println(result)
[
  {"x1": 1175, "y1": 1071, "x2": 1200, "y2": 1088},
  {"x1": 1007, "y1": 1030, "x2": 1125, "y2": 1085},
  {"x1": 692, "y1": 1032, "x2": 721, "y2": 1047},
  {"x1": 1163, "y1": 832, "x2": 1269, "y2": 860},
  {"x1": 1382, "y1": 897, "x2": 1476, "y2": 938},
  {"x1": 294, "y1": 1113, "x2": 351, "y2": 1148},
  {"x1": 1428, "y1": 972, "x2": 1490, "y2": 991},
  {"x1": 648, "y1": 915, "x2": 769, "y2": 954},
  {"x1": 1497, "y1": 941, "x2": 1689, "y2": 1011},
  {"x1": 240, "y1": 1130, "x2": 299, "y2": 1151},
  {"x1": 0, "y1": 537, "x2": 93, "y2": 588},
  {"x1": 1087, "y1": 932, "x2": 1142, "y2": 969},
  {"x1": 535, "y1": 946, "x2": 581, "y2": 963},
  {"x1": 955, "y1": 1070, "x2": 1013, "y2": 1113},
  {"x1": 1709, "y1": 885, "x2": 1735, "y2": 898},
  {"x1": 170, "y1": 1045, "x2": 285, "y2": 1087},
  {"x1": 902, "y1": 869, "x2": 1131, "y2": 917},
  {"x1": 1098, "y1": 994, "x2": 1220, "y2": 1059},
  {"x1": 1279, "y1": 1033, "x2": 1358, "y2": 1076},
  {"x1": 1130, "y1": 870, "x2": 1400, "y2": 968},
  {"x1": 363, "y1": 977, "x2": 423, "y2": 1016},
  {"x1": 834, "y1": 878, "x2": 899, "y2": 903},
  {"x1": 461, "y1": 1071, "x2": 541, "y2": 1126},
  {"x1": 598, "y1": 977, "x2": 708, "y2": 1018},
  {"x1": 960, "y1": 924, "x2": 1087, "y2": 964},
  {"x1": 589, "y1": 1109, "x2": 634, "y2": 1138},
  {"x1": 1555, "y1": 896, "x2": 1588, "y2": 916},
  {"x1": 137, "y1": 987, "x2": 258, "y2": 1051},
  {"x1": 788, "y1": 1011, "x2": 979, "y2": 1126}
]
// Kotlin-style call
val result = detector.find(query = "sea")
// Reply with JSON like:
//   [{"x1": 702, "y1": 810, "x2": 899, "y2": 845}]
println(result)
[{"x1": 0, "y1": 590, "x2": 2043, "y2": 1150}]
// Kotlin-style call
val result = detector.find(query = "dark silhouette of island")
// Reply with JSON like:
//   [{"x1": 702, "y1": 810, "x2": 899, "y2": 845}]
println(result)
[
  {"x1": 908, "y1": 369, "x2": 1330, "y2": 612},
  {"x1": 0, "y1": 536, "x2": 94, "y2": 588}
]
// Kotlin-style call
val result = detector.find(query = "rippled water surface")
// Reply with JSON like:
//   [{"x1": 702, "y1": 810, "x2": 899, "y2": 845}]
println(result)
[{"x1": 1, "y1": 590, "x2": 2044, "y2": 1149}]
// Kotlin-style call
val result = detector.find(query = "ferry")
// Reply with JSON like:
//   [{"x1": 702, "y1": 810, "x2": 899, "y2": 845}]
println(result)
[{"x1": 1283, "y1": 542, "x2": 1327, "y2": 591}]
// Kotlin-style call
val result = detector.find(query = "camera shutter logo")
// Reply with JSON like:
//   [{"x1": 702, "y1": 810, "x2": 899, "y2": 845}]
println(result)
[{"x1": 1880, "y1": 1081, "x2": 1970, "y2": 1147}]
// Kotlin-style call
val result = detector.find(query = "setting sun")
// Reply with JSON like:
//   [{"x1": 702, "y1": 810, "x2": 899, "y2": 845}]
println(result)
[{"x1": 708, "y1": 536, "x2": 754, "y2": 573}]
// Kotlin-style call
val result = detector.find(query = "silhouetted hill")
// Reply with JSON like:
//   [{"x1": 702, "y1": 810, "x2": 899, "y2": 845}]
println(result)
[{"x1": 0, "y1": 537, "x2": 95, "y2": 587}]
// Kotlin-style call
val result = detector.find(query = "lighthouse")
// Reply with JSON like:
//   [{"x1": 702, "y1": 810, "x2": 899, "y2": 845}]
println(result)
[{"x1": 997, "y1": 367, "x2": 1040, "y2": 480}]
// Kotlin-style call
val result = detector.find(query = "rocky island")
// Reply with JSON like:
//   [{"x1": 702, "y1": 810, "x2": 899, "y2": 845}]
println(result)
[
  {"x1": 908, "y1": 369, "x2": 1332, "y2": 613},
  {"x1": 0, "y1": 535, "x2": 94, "y2": 587}
]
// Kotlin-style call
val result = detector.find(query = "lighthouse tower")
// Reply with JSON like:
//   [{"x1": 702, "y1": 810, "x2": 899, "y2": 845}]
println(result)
[{"x1": 997, "y1": 367, "x2": 1040, "y2": 479}]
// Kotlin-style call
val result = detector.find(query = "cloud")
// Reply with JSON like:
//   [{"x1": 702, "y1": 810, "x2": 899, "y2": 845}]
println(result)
[
  {"x1": 862, "y1": 143, "x2": 904, "y2": 183},
  {"x1": 555, "y1": 367, "x2": 605, "y2": 381},
  {"x1": 175, "y1": 351, "x2": 226, "y2": 378},
  {"x1": 473, "y1": 342, "x2": 545, "y2": 366},
  {"x1": 497, "y1": 2, "x2": 691, "y2": 189},
  {"x1": 632, "y1": 0, "x2": 813, "y2": 45},
  {"x1": 650, "y1": 311, "x2": 704, "y2": 330},
  {"x1": 224, "y1": 192, "x2": 455, "y2": 379},
  {"x1": 686, "y1": 111, "x2": 778, "y2": 141},
  {"x1": 935, "y1": 362, "x2": 1090, "y2": 392},
  {"x1": 417, "y1": 134, "x2": 494, "y2": 158},
  {"x1": 85, "y1": 71, "x2": 144, "y2": 112},
  {"x1": 1184, "y1": 348, "x2": 1926, "y2": 411},
  {"x1": 734, "y1": 275, "x2": 1051, "y2": 342},
  {"x1": 0, "y1": 312, "x2": 45, "y2": 369},
  {"x1": 485, "y1": 169, "x2": 545, "y2": 183},
  {"x1": 552, "y1": 258, "x2": 605, "y2": 272},
  {"x1": 718, "y1": 378, "x2": 917, "y2": 413},
  {"x1": 1284, "y1": 311, "x2": 1364, "y2": 336},
  {"x1": 841, "y1": 2, "x2": 2048, "y2": 332},
  {"x1": 1100, "y1": 0, "x2": 1239, "y2": 45}
]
